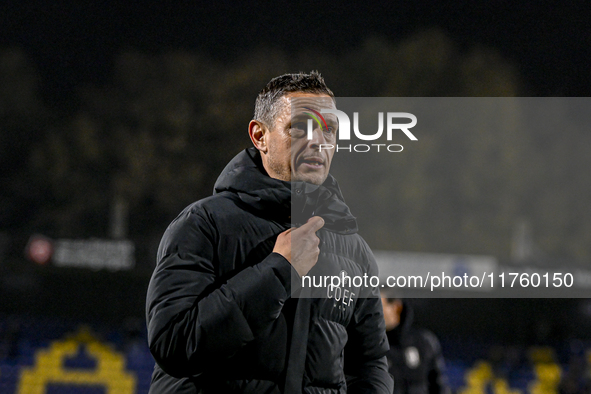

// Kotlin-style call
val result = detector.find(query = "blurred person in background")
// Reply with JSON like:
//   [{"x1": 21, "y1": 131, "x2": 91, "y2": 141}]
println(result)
[
  {"x1": 381, "y1": 295, "x2": 450, "y2": 394},
  {"x1": 146, "y1": 71, "x2": 393, "y2": 393}
]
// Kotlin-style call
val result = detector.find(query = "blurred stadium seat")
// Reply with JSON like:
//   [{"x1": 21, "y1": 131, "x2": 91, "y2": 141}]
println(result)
[{"x1": 1, "y1": 314, "x2": 591, "y2": 393}]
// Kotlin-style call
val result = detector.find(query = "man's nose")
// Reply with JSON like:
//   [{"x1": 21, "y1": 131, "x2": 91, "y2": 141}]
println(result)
[{"x1": 307, "y1": 126, "x2": 327, "y2": 147}]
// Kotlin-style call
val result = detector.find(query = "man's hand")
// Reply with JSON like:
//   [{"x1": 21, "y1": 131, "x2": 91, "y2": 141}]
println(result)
[{"x1": 273, "y1": 216, "x2": 325, "y2": 277}]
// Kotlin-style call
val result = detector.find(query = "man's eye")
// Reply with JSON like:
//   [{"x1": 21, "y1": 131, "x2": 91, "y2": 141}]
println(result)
[
  {"x1": 291, "y1": 122, "x2": 306, "y2": 130},
  {"x1": 289, "y1": 127, "x2": 306, "y2": 138}
]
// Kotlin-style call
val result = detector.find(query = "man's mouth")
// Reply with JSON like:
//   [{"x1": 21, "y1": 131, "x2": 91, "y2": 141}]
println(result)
[{"x1": 300, "y1": 157, "x2": 325, "y2": 168}]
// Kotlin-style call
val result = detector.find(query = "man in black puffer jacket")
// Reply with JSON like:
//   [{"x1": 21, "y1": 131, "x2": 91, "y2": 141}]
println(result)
[
  {"x1": 146, "y1": 71, "x2": 393, "y2": 393},
  {"x1": 381, "y1": 298, "x2": 449, "y2": 394}
]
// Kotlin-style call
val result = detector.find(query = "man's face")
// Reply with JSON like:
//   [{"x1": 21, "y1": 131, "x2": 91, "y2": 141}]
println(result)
[
  {"x1": 263, "y1": 92, "x2": 337, "y2": 185},
  {"x1": 381, "y1": 297, "x2": 403, "y2": 331}
]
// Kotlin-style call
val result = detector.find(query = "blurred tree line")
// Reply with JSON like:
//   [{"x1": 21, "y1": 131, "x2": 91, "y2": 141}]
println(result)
[{"x1": 1, "y1": 29, "x2": 589, "y2": 266}]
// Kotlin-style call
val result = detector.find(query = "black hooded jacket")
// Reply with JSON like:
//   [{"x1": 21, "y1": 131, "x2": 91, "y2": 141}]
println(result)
[
  {"x1": 146, "y1": 148, "x2": 393, "y2": 393},
  {"x1": 385, "y1": 303, "x2": 449, "y2": 394}
]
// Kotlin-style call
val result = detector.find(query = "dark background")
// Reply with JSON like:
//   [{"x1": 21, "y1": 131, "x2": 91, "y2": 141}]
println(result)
[
  {"x1": 3, "y1": 1, "x2": 591, "y2": 102},
  {"x1": 2, "y1": 0, "x2": 591, "y2": 360}
]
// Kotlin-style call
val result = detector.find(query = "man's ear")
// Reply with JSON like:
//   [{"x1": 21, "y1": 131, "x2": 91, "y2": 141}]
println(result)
[{"x1": 248, "y1": 120, "x2": 268, "y2": 153}]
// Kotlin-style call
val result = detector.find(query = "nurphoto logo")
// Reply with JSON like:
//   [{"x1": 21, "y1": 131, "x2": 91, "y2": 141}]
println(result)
[{"x1": 306, "y1": 109, "x2": 418, "y2": 153}]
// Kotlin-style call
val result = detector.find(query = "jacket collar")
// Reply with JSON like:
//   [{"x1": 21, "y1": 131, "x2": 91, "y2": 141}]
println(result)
[{"x1": 214, "y1": 148, "x2": 358, "y2": 234}]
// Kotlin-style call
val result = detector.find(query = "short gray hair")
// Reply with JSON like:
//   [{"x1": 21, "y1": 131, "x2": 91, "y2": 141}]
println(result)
[{"x1": 253, "y1": 71, "x2": 335, "y2": 128}]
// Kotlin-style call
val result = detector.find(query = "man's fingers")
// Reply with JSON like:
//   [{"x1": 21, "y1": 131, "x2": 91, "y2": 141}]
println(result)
[
  {"x1": 301, "y1": 216, "x2": 325, "y2": 233},
  {"x1": 279, "y1": 227, "x2": 294, "y2": 236}
]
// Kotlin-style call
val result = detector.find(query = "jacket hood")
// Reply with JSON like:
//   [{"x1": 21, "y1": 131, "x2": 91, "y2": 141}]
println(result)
[{"x1": 213, "y1": 148, "x2": 358, "y2": 234}]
